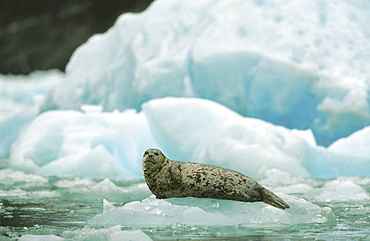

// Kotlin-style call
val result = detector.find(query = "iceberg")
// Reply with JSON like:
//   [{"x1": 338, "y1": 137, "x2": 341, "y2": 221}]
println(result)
[{"x1": 40, "y1": 0, "x2": 370, "y2": 146}]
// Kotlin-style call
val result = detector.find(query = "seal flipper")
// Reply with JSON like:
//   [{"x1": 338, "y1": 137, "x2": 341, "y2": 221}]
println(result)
[{"x1": 258, "y1": 187, "x2": 290, "y2": 210}]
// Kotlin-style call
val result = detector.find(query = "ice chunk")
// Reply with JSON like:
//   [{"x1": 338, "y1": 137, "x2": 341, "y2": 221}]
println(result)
[
  {"x1": 143, "y1": 97, "x2": 316, "y2": 179},
  {"x1": 19, "y1": 234, "x2": 64, "y2": 241},
  {"x1": 308, "y1": 179, "x2": 370, "y2": 202},
  {"x1": 54, "y1": 177, "x2": 97, "y2": 189},
  {"x1": 260, "y1": 169, "x2": 314, "y2": 194},
  {"x1": 26, "y1": 190, "x2": 61, "y2": 199},
  {"x1": 0, "y1": 189, "x2": 27, "y2": 197},
  {"x1": 0, "y1": 70, "x2": 63, "y2": 158},
  {"x1": 329, "y1": 126, "x2": 370, "y2": 160},
  {"x1": 104, "y1": 198, "x2": 115, "y2": 213},
  {"x1": 66, "y1": 225, "x2": 152, "y2": 241},
  {"x1": 0, "y1": 188, "x2": 60, "y2": 199},
  {"x1": 0, "y1": 169, "x2": 48, "y2": 187},
  {"x1": 56, "y1": 177, "x2": 150, "y2": 202},
  {"x1": 9, "y1": 108, "x2": 158, "y2": 178},
  {"x1": 89, "y1": 195, "x2": 335, "y2": 227},
  {"x1": 68, "y1": 178, "x2": 150, "y2": 202},
  {"x1": 110, "y1": 229, "x2": 152, "y2": 241}
]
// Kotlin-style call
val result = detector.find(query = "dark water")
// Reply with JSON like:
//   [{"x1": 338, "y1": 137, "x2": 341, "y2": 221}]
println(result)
[{"x1": 0, "y1": 170, "x2": 369, "y2": 240}]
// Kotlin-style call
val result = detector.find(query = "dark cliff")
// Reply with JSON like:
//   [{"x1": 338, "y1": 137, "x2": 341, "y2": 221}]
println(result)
[{"x1": 0, "y1": 0, "x2": 154, "y2": 75}]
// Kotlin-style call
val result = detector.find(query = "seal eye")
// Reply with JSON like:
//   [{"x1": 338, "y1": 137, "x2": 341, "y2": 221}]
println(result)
[
  {"x1": 154, "y1": 152, "x2": 159, "y2": 156},
  {"x1": 144, "y1": 151, "x2": 148, "y2": 157}
]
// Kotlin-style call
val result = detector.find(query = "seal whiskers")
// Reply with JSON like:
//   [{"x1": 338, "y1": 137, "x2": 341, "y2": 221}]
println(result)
[{"x1": 142, "y1": 148, "x2": 290, "y2": 210}]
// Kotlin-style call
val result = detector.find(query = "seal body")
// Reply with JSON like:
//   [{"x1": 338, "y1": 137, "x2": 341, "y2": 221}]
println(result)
[{"x1": 142, "y1": 149, "x2": 289, "y2": 210}]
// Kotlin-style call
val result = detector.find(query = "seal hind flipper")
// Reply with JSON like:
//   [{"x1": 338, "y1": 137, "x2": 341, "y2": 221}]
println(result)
[{"x1": 258, "y1": 187, "x2": 290, "y2": 210}]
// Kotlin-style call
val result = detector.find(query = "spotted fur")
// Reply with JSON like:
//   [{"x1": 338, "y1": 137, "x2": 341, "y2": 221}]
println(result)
[{"x1": 142, "y1": 149, "x2": 289, "y2": 210}]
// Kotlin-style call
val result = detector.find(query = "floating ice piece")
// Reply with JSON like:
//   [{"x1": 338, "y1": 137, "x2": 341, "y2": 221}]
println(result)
[
  {"x1": 0, "y1": 188, "x2": 27, "y2": 197},
  {"x1": 260, "y1": 169, "x2": 314, "y2": 194},
  {"x1": 308, "y1": 179, "x2": 370, "y2": 202},
  {"x1": 56, "y1": 178, "x2": 150, "y2": 202},
  {"x1": 19, "y1": 234, "x2": 64, "y2": 241},
  {"x1": 66, "y1": 225, "x2": 152, "y2": 241},
  {"x1": 0, "y1": 188, "x2": 60, "y2": 199},
  {"x1": 89, "y1": 194, "x2": 335, "y2": 227},
  {"x1": 0, "y1": 169, "x2": 48, "y2": 187},
  {"x1": 55, "y1": 177, "x2": 97, "y2": 189}
]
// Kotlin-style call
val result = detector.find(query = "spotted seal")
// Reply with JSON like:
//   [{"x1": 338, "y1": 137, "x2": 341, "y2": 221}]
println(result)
[{"x1": 142, "y1": 148, "x2": 289, "y2": 210}]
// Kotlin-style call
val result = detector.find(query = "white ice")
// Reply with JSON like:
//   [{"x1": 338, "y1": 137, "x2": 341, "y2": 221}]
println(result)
[
  {"x1": 88, "y1": 195, "x2": 335, "y2": 227},
  {"x1": 65, "y1": 225, "x2": 152, "y2": 241},
  {"x1": 9, "y1": 106, "x2": 157, "y2": 179},
  {"x1": 55, "y1": 178, "x2": 151, "y2": 202},
  {"x1": 19, "y1": 226, "x2": 152, "y2": 241},
  {"x1": 19, "y1": 235, "x2": 64, "y2": 241},
  {"x1": 0, "y1": 70, "x2": 63, "y2": 158}
]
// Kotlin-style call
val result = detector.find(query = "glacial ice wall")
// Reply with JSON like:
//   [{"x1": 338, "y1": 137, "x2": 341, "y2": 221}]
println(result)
[{"x1": 40, "y1": 0, "x2": 370, "y2": 146}]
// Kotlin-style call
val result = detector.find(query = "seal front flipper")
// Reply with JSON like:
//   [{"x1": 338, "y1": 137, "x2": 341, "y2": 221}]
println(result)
[{"x1": 170, "y1": 162, "x2": 182, "y2": 183}]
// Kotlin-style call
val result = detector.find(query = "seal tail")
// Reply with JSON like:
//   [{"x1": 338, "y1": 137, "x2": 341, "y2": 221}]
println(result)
[{"x1": 259, "y1": 187, "x2": 290, "y2": 210}]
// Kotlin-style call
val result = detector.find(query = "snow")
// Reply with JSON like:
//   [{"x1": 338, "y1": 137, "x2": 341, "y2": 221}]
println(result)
[{"x1": 39, "y1": 0, "x2": 370, "y2": 146}]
